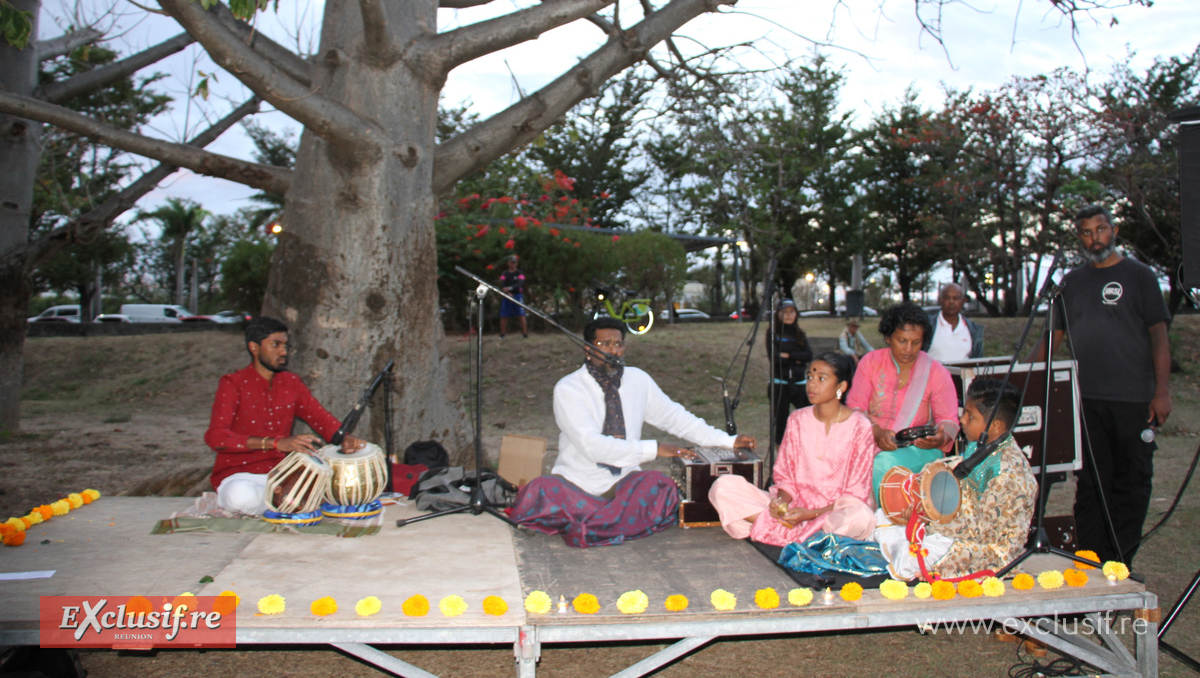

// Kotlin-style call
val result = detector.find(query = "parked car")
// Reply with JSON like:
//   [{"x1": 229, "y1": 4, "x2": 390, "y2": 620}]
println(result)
[
  {"x1": 729, "y1": 308, "x2": 750, "y2": 320},
  {"x1": 93, "y1": 314, "x2": 131, "y2": 323},
  {"x1": 182, "y1": 310, "x2": 251, "y2": 324},
  {"x1": 119, "y1": 304, "x2": 193, "y2": 322},
  {"x1": 658, "y1": 308, "x2": 711, "y2": 321},
  {"x1": 28, "y1": 305, "x2": 81, "y2": 323},
  {"x1": 836, "y1": 306, "x2": 879, "y2": 317},
  {"x1": 799, "y1": 309, "x2": 834, "y2": 318}
]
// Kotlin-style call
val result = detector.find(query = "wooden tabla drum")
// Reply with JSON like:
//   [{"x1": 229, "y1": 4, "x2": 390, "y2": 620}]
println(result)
[
  {"x1": 878, "y1": 460, "x2": 961, "y2": 526},
  {"x1": 264, "y1": 451, "x2": 332, "y2": 515},
  {"x1": 319, "y1": 443, "x2": 387, "y2": 507}
]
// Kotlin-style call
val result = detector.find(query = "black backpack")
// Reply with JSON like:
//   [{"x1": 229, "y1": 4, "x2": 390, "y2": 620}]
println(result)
[
  {"x1": 411, "y1": 467, "x2": 517, "y2": 511},
  {"x1": 403, "y1": 440, "x2": 449, "y2": 469}
]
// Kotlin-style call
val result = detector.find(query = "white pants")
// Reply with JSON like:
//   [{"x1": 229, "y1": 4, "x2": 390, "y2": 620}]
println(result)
[
  {"x1": 872, "y1": 508, "x2": 954, "y2": 580},
  {"x1": 216, "y1": 472, "x2": 269, "y2": 516}
]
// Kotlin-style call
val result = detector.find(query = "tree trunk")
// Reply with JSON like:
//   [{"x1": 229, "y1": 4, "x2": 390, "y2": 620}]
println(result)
[
  {"x1": 264, "y1": 0, "x2": 469, "y2": 456},
  {"x1": 0, "y1": 0, "x2": 41, "y2": 432}
]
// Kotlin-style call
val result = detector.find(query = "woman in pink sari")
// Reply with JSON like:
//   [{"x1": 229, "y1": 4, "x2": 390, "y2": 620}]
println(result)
[{"x1": 709, "y1": 352, "x2": 876, "y2": 545}]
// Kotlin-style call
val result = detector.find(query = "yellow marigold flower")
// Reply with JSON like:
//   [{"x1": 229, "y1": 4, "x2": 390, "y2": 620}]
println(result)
[
  {"x1": 931, "y1": 581, "x2": 956, "y2": 601},
  {"x1": 311, "y1": 596, "x2": 338, "y2": 616},
  {"x1": 572, "y1": 594, "x2": 600, "y2": 615},
  {"x1": 18, "y1": 516, "x2": 32, "y2": 529},
  {"x1": 754, "y1": 588, "x2": 780, "y2": 610},
  {"x1": 1012, "y1": 573, "x2": 1036, "y2": 590},
  {"x1": 36, "y1": 505, "x2": 54, "y2": 520},
  {"x1": 879, "y1": 579, "x2": 908, "y2": 601},
  {"x1": 839, "y1": 582, "x2": 864, "y2": 602},
  {"x1": 439, "y1": 595, "x2": 468, "y2": 617},
  {"x1": 1102, "y1": 561, "x2": 1130, "y2": 581},
  {"x1": 67, "y1": 493, "x2": 84, "y2": 509},
  {"x1": 355, "y1": 596, "x2": 382, "y2": 617},
  {"x1": 213, "y1": 591, "x2": 240, "y2": 616},
  {"x1": 616, "y1": 590, "x2": 649, "y2": 614},
  {"x1": 4, "y1": 517, "x2": 25, "y2": 533},
  {"x1": 710, "y1": 589, "x2": 737, "y2": 611},
  {"x1": 25, "y1": 512, "x2": 43, "y2": 525},
  {"x1": 787, "y1": 588, "x2": 813, "y2": 606},
  {"x1": 82, "y1": 489, "x2": 101, "y2": 501},
  {"x1": 51, "y1": 500, "x2": 70, "y2": 516},
  {"x1": 981, "y1": 577, "x2": 1005, "y2": 598},
  {"x1": 958, "y1": 580, "x2": 983, "y2": 598},
  {"x1": 914, "y1": 582, "x2": 933, "y2": 599},
  {"x1": 402, "y1": 594, "x2": 430, "y2": 616},
  {"x1": 524, "y1": 591, "x2": 552, "y2": 615},
  {"x1": 1037, "y1": 571, "x2": 1064, "y2": 590},
  {"x1": 664, "y1": 594, "x2": 689, "y2": 612},
  {"x1": 1063, "y1": 569, "x2": 1089, "y2": 587},
  {"x1": 483, "y1": 595, "x2": 508, "y2": 616},
  {"x1": 257, "y1": 594, "x2": 286, "y2": 615},
  {"x1": 1073, "y1": 550, "x2": 1099, "y2": 569}
]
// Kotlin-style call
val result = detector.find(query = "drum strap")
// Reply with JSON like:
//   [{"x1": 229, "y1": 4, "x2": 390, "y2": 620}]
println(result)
[{"x1": 906, "y1": 508, "x2": 995, "y2": 584}]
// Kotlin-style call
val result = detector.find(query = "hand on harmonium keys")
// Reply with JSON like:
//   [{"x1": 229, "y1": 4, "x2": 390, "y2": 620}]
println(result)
[{"x1": 733, "y1": 434, "x2": 756, "y2": 450}]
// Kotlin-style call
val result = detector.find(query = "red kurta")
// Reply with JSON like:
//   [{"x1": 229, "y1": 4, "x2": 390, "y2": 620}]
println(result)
[{"x1": 205, "y1": 364, "x2": 341, "y2": 489}]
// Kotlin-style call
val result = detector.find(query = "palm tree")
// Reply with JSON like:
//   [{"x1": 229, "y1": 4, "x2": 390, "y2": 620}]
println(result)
[{"x1": 138, "y1": 198, "x2": 209, "y2": 308}]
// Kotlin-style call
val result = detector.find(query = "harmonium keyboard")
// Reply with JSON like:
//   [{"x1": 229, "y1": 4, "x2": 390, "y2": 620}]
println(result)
[{"x1": 669, "y1": 447, "x2": 761, "y2": 528}]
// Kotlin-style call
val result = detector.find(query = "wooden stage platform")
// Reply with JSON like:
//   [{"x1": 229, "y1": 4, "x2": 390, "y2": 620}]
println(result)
[{"x1": 0, "y1": 498, "x2": 1161, "y2": 677}]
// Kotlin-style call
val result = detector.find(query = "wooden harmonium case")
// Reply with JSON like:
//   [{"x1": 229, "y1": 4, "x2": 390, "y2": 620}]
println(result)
[{"x1": 670, "y1": 447, "x2": 761, "y2": 528}]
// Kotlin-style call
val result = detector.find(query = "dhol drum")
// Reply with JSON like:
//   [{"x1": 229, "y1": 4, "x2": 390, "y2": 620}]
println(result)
[
  {"x1": 320, "y1": 443, "x2": 388, "y2": 507},
  {"x1": 878, "y1": 460, "x2": 961, "y2": 526},
  {"x1": 264, "y1": 452, "x2": 333, "y2": 515}
]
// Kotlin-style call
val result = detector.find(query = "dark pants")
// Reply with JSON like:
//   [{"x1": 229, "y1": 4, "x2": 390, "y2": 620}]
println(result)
[
  {"x1": 769, "y1": 382, "x2": 810, "y2": 445},
  {"x1": 1075, "y1": 399, "x2": 1155, "y2": 565}
]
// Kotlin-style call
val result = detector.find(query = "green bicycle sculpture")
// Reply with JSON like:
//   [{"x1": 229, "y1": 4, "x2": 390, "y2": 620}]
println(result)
[{"x1": 592, "y1": 286, "x2": 654, "y2": 335}]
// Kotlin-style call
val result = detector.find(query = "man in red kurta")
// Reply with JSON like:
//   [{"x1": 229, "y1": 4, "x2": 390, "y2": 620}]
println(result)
[{"x1": 205, "y1": 316, "x2": 362, "y2": 515}]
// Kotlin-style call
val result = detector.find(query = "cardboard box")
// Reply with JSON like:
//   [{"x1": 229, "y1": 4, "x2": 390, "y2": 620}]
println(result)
[{"x1": 497, "y1": 434, "x2": 546, "y2": 487}]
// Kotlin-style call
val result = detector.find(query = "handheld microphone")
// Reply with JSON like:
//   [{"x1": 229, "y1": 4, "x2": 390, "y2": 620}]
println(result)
[{"x1": 952, "y1": 436, "x2": 1003, "y2": 481}]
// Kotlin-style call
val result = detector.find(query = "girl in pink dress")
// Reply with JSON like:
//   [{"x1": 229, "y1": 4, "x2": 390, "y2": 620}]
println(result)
[{"x1": 709, "y1": 352, "x2": 876, "y2": 545}]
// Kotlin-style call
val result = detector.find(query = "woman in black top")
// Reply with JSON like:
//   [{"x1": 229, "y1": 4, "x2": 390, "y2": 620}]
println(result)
[{"x1": 766, "y1": 300, "x2": 813, "y2": 445}]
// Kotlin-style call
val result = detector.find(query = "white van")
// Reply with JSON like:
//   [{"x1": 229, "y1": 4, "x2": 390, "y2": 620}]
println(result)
[
  {"x1": 28, "y1": 304, "x2": 81, "y2": 323},
  {"x1": 118, "y1": 304, "x2": 193, "y2": 323}
]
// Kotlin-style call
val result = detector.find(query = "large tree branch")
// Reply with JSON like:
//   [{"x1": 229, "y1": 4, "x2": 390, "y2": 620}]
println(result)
[
  {"x1": 439, "y1": 0, "x2": 497, "y2": 7},
  {"x1": 209, "y1": 3, "x2": 312, "y2": 87},
  {"x1": 158, "y1": 0, "x2": 375, "y2": 150},
  {"x1": 417, "y1": 0, "x2": 614, "y2": 78},
  {"x1": 359, "y1": 0, "x2": 397, "y2": 60},
  {"x1": 0, "y1": 92, "x2": 290, "y2": 194},
  {"x1": 434, "y1": 0, "x2": 728, "y2": 192},
  {"x1": 38, "y1": 33, "x2": 195, "y2": 105},
  {"x1": 34, "y1": 27, "x2": 104, "y2": 62},
  {"x1": 18, "y1": 98, "x2": 263, "y2": 271}
]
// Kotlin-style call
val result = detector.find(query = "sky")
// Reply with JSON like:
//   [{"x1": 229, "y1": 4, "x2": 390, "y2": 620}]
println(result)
[{"x1": 38, "y1": 0, "x2": 1200, "y2": 222}]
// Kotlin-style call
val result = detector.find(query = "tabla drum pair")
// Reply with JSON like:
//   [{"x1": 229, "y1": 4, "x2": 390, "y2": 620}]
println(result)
[
  {"x1": 263, "y1": 443, "x2": 388, "y2": 516},
  {"x1": 878, "y1": 460, "x2": 961, "y2": 525}
]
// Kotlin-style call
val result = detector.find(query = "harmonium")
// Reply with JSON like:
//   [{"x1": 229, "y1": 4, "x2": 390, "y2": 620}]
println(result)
[{"x1": 670, "y1": 447, "x2": 761, "y2": 527}]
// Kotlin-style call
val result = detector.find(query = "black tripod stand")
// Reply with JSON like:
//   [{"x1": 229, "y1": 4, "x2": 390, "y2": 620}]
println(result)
[{"x1": 396, "y1": 281, "x2": 516, "y2": 528}]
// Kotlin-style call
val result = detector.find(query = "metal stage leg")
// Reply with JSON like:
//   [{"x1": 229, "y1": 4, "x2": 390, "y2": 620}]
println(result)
[
  {"x1": 331, "y1": 642, "x2": 441, "y2": 678},
  {"x1": 1001, "y1": 600, "x2": 1160, "y2": 677},
  {"x1": 515, "y1": 626, "x2": 540, "y2": 678}
]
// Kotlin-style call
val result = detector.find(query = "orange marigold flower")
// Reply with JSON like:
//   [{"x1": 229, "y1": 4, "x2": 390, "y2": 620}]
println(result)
[
  {"x1": 0, "y1": 524, "x2": 12, "y2": 538},
  {"x1": 213, "y1": 591, "x2": 240, "y2": 616},
  {"x1": 402, "y1": 595, "x2": 430, "y2": 617},
  {"x1": 311, "y1": 596, "x2": 338, "y2": 616},
  {"x1": 1012, "y1": 573, "x2": 1036, "y2": 591},
  {"x1": 172, "y1": 594, "x2": 198, "y2": 613},
  {"x1": 1063, "y1": 569, "x2": 1089, "y2": 587},
  {"x1": 483, "y1": 595, "x2": 509, "y2": 616},
  {"x1": 664, "y1": 594, "x2": 689, "y2": 612},
  {"x1": 931, "y1": 581, "x2": 957, "y2": 600},
  {"x1": 839, "y1": 582, "x2": 863, "y2": 602},
  {"x1": 958, "y1": 580, "x2": 983, "y2": 598},
  {"x1": 4, "y1": 517, "x2": 25, "y2": 533},
  {"x1": 3, "y1": 530, "x2": 25, "y2": 546},
  {"x1": 19, "y1": 516, "x2": 32, "y2": 529},
  {"x1": 1073, "y1": 550, "x2": 1099, "y2": 570},
  {"x1": 126, "y1": 596, "x2": 154, "y2": 615},
  {"x1": 572, "y1": 594, "x2": 600, "y2": 615},
  {"x1": 36, "y1": 505, "x2": 54, "y2": 520}
]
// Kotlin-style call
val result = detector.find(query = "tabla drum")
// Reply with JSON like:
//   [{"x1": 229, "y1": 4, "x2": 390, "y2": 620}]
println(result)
[
  {"x1": 878, "y1": 460, "x2": 961, "y2": 526},
  {"x1": 320, "y1": 443, "x2": 388, "y2": 507},
  {"x1": 264, "y1": 451, "x2": 332, "y2": 515}
]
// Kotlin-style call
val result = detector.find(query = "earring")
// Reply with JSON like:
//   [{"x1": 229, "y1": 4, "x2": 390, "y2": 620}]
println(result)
[{"x1": 836, "y1": 388, "x2": 843, "y2": 399}]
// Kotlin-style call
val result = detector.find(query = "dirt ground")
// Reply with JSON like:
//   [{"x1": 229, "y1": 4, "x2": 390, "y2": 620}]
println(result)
[{"x1": 4, "y1": 316, "x2": 1200, "y2": 677}]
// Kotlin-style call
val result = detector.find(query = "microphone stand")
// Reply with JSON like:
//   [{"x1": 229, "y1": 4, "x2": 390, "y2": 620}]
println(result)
[{"x1": 718, "y1": 256, "x2": 776, "y2": 483}]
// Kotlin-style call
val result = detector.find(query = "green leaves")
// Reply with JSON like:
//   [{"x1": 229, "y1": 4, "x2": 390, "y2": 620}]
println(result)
[{"x1": 0, "y1": 0, "x2": 33, "y2": 49}]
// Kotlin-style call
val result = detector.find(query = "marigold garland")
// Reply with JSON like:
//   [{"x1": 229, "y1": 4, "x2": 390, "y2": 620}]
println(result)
[
  {"x1": 4, "y1": 517, "x2": 25, "y2": 532},
  {"x1": 257, "y1": 594, "x2": 286, "y2": 615},
  {"x1": 67, "y1": 493, "x2": 83, "y2": 509},
  {"x1": 483, "y1": 595, "x2": 508, "y2": 616},
  {"x1": 311, "y1": 596, "x2": 338, "y2": 616},
  {"x1": 51, "y1": 500, "x2": 70, "y2": 516},
  {"x1": 710, "y1": 589, "x2": 737, "y2": 611},
  {"x1": 1063, "y1": 569, "x2": 1089, "y2": 587},
  {"x1": 1012, "y1": 574, "x2": 1036, "y2": 591},
  {"x1": 572, "y1": 593, "x2": 600, "y2": 615},
  {"x1": 617, "y1": 590, "x2": 649, "y2": 614},
  {"x1": 3, "y1": 530, "x2": 25, "y2": 546},
  {"x1": 1037, "y1": 570, "x2": 1065, "y2": 590},
  {"x1": 524, "y1": 591, "x2": 552, "y2": 614},
  {"x1": 1102, "y1": 561, "x2": 1130, "y2": 581},
  {"x1": 664, "y1": 594, "x2": 689, "y2": 612},
  {"x1": 18, "y1": 516, "x2": 32, "y2": 529},
  {"x1": 1073, "y1": 550, "x2": 1099, "y2": 569},
  {"x1": 839, "y1": 582, "x2": 864, "y2": 602},
  {"x1": 754, "y1": 588, "x2": 780, "y2": 609},
  {"x1": 402, "y1": 594, "x2": 430, "y2": 616},
  {"x1": 356, "y1": 596, "x2": 382, "y2": 617},
  {"x1": 213, "y1": 591, "x2": 240, "y2": 616},
  {"x1": 439, "y1": 595, "x2": 468, "y2": 617},
  {"x1": 25, "y1": 512, "x2": 43, "y2": 526},
  {"x1": 958, "y1": 580, "x2": 983, "y2": 598},
  {"x1": 83, "y1": 489, "x2": 101, "y2": 502},
  {"x1": 788, "y1": 588, "x2": 814, "y2": 606},
  {"x1": 35, "y1": 505, "x2": 54, "y2": 520},
  {"x1": 931, "y1": 581, "x2": 956, "y2": 601},
  {"x1": 981, "y1": 577, "x2": 1005, "y2": 597},
  {"x1": 914, "y1": 582, "x2": 933, "y2": 599},
  {"x1": 879, "y1": 580, "x2": 908, "y2": 600}
]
